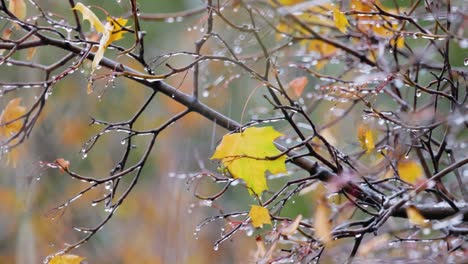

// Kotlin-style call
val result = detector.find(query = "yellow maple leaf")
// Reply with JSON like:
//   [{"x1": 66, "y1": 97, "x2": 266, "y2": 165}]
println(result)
[
  {"x1": 357, "y1": 124, "x2": 375, "y2": 153},
  {"x1": 49, "y1": 254, "x2": 85, "y2": 264},
  {"x1": 249, "y1": 205, "x2": 272, "y2": 228},
  {"x1": 406, "y1": 205, "x2": 430, "y2": 227},
  {"x1": 398, "y1": 160, "x2": 423, "y2": 185},
  {"x1": 0, "y1": 98, "x2": 26, "y2": 138},
  {"x1": 107, "y1": 17, "x2": 128, "y2": 43},
  {"x1": 211, "y1": 126, "x2": 286, "y2": 195},
  {"x1": 333, "y1": 8, "x2": 349, "y2": 33},
  {"x1": 314, "y1": 195, "x2": 332, "y2": 244},
  {"x1": 307, "y1": 40, "x2": 338, "y2": 57}
]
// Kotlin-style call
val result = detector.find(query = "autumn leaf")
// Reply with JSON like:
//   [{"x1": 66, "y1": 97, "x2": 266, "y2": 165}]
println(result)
[
  {"x1": 314, "y1": 195, "x2": 332, "y2": 244},
  {"x1": 72, "y1": 3, "x2": 105, "y2": 33},
  {"x1": 211, "y1": 126, "x2": 287, "y2": 195},
  {"x1": 357, "y1": 124, "x2": 375, "y2": 153},
  {"x1": 289, "y1": 76, "x2": 308, "y2": 97},
  {"x1": 49, "y1": 254, "x2": 85, "y2": 264},
  {"x1": 280, "y1": 214, "x2": 302, "y2": 236},
  {"x1": 406, "y1": 205, "x2": 430, "y2": 227},
  {"x1": 333, "y1": 8, "x2": 349, "y2": 33},
  {"x1": 55, "y1": 158, "x2": 70, "y2": 173},
  {"x1": 73, "y1": 3, "x2": 129, "y2": 93},
  {"x1": 0, "y1": 98, "x2": 26, "y2": 138},
  {"x1": 249, "y1": 205, "x2": 271, "y2": 228},
  {"x1": 398, "y1": 160, "x2": 423, "y2": 185},
  {"x1": 8, "y1": 0, "x2": 27, "y2": 21}
]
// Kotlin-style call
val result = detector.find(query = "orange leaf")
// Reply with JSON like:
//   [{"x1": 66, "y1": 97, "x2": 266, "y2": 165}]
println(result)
[
  {"x1": 398, "y1": 160, "x2": 423, "y2": 185},
  {"x1": 314, "y1": 195, "x2": 332, "y2": 244},
  {"x1": 406, "y1": 205, "x2": 430, "y2": 227},
  {"x1": 289, "y1": 76, "x2": 308, "y2": 97},
  {"x1": 249, "y1": 205, "x2": 272, "y2": 228},
  {"x1": 55, "y1": 158, "x2": 70, "y2": 173},
  {"x1": 9, "y1": 0, "x2": 27, "y2": 20}
]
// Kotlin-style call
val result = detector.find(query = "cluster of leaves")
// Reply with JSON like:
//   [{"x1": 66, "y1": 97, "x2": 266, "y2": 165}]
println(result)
[{"x1": 0, "y1": 0, "x2": 467, "y2": 263}]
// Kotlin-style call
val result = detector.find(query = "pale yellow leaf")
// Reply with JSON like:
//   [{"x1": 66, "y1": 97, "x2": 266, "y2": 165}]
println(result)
[
  {"x1": 406, "y1": 205, "x2": 430, "y2": 227},
  {"x1": 314, "y1": 196, "x2": 332, "y2": 244},
  {"x1": 398, "y1": 160, "x2": 423, "y2": 185},
  {"x1": 280, "y1": 214, "x2": 302, "y2": 236},
  {"x1": 357, "y1": 234, "x2": 390, "y2": 256},
  {"x1": 73, "y1": 3, "x2": 105, "y2": 33},
  {"x1": 249, "y1": 205, "x2": 272, "y2": 228},
  {"x1": 91, "y1": 21, "x2": 112, "y2": 73},
  {"x1": 333, "y1": 8, "x2": 349, "y2": 33},
  {"x1": 9, "y1": 0, "x2": 27, "y2": 20},
  {"x1": 49, "y1": 254, "x2": 85, "y2": 264}
]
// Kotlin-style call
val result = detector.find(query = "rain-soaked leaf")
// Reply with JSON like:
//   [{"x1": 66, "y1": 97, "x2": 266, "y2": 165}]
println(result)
[
  {"x1": 249, "y1": 205, "x2": 272, "y2": 228},
  {"x1": 72, "y1": 3, "x2": 105, "y2": 33},
  {"x1": 333, "y1": 8, "x2": 349, "y2": 33},
  {"x1": 0, "y1": 98, "x2": 26, "y2": 138},
  {"x1": 357, "y1": 124, "x2": 375, "y2": 153},
  {"x1": 55, "y1": 158, "x2": 70, "y2": 173},
  {"x1": 211, "y1": 126, "x2": 286, "y2": 195},
  {"x1": 9, "y1": 0, "x2": 26, "y2": 20},
  {"x1": 398, "y1": 160, "x2": 423, "y2": 185},
  {"x1": 73, "y1": 3, "x2": 129, "y2": 92},
  {"x1": 406, "y1": 205, "x2": 430, "y2": 227},
  {"x1": 289, "y1": 76, "x2": 308, "y2": 97},
  {"x1": 281, "y1": 214, "x2": 303, "y2": 236},
  {"x1": 49, "y1": 254, "x2": 85, "y2": 264}
]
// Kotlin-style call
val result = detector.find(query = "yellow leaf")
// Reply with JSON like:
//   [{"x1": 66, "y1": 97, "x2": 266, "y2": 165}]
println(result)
[
  {"x1": 398, "y1": 160, "x2": 423, "y2": 185},
  {"x1": 333, "y1": 8, "x2": 349, "y2": 33},
  {"x1": 73, "y1": 3, "x2": 105, "y2": 33},
  {"x1": 289, "y1": 76, "x2": 308, "y2": 97},
  {"x1": 249, "y1": 205, "x2": 271, "y2": 228},
  {"x1": 314, "y1": 195, "x2": 332, "y2": 244},
  {"x1": 49, "y1": 254, "x2": 85, "y2": 264},
  {"x1": 107, "y1": 17, "x2": 128, "y2": 44},
  {"x1": 406, "y1": 205, "x2": 430, "y2": 227},
  {"x1": 211, "y1": 126, "x2": 286, "y2": 195},
  {"x1": 277, "y1": 0, "x2": 303, "y2": 6},
  {"x1": 357, "y1": 124, "x2": 375, "y2": 153},
  {"x1": 307, "y1": 40, "x2": 338, "y2": 57},
  {"x1": 55, "y1": 158, "x2": 70, "y2": 173},
  {"x1": 9, "y1": 0, "x2": 27, "y2": 20},
  {"x1": 0, "y1": 98, "x2": 26, "y2": 138}
]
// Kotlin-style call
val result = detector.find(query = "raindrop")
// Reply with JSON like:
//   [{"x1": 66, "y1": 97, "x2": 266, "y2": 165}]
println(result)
[
  {"x1": 202, "y1": 90, "x2": 210, "y2": 97},
  {"x1": 213, "y1": 245, "x2": 219, "y2": 251},
  {"x1": 165, "y1": 17, "x2": 175, "y2": 23}
]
